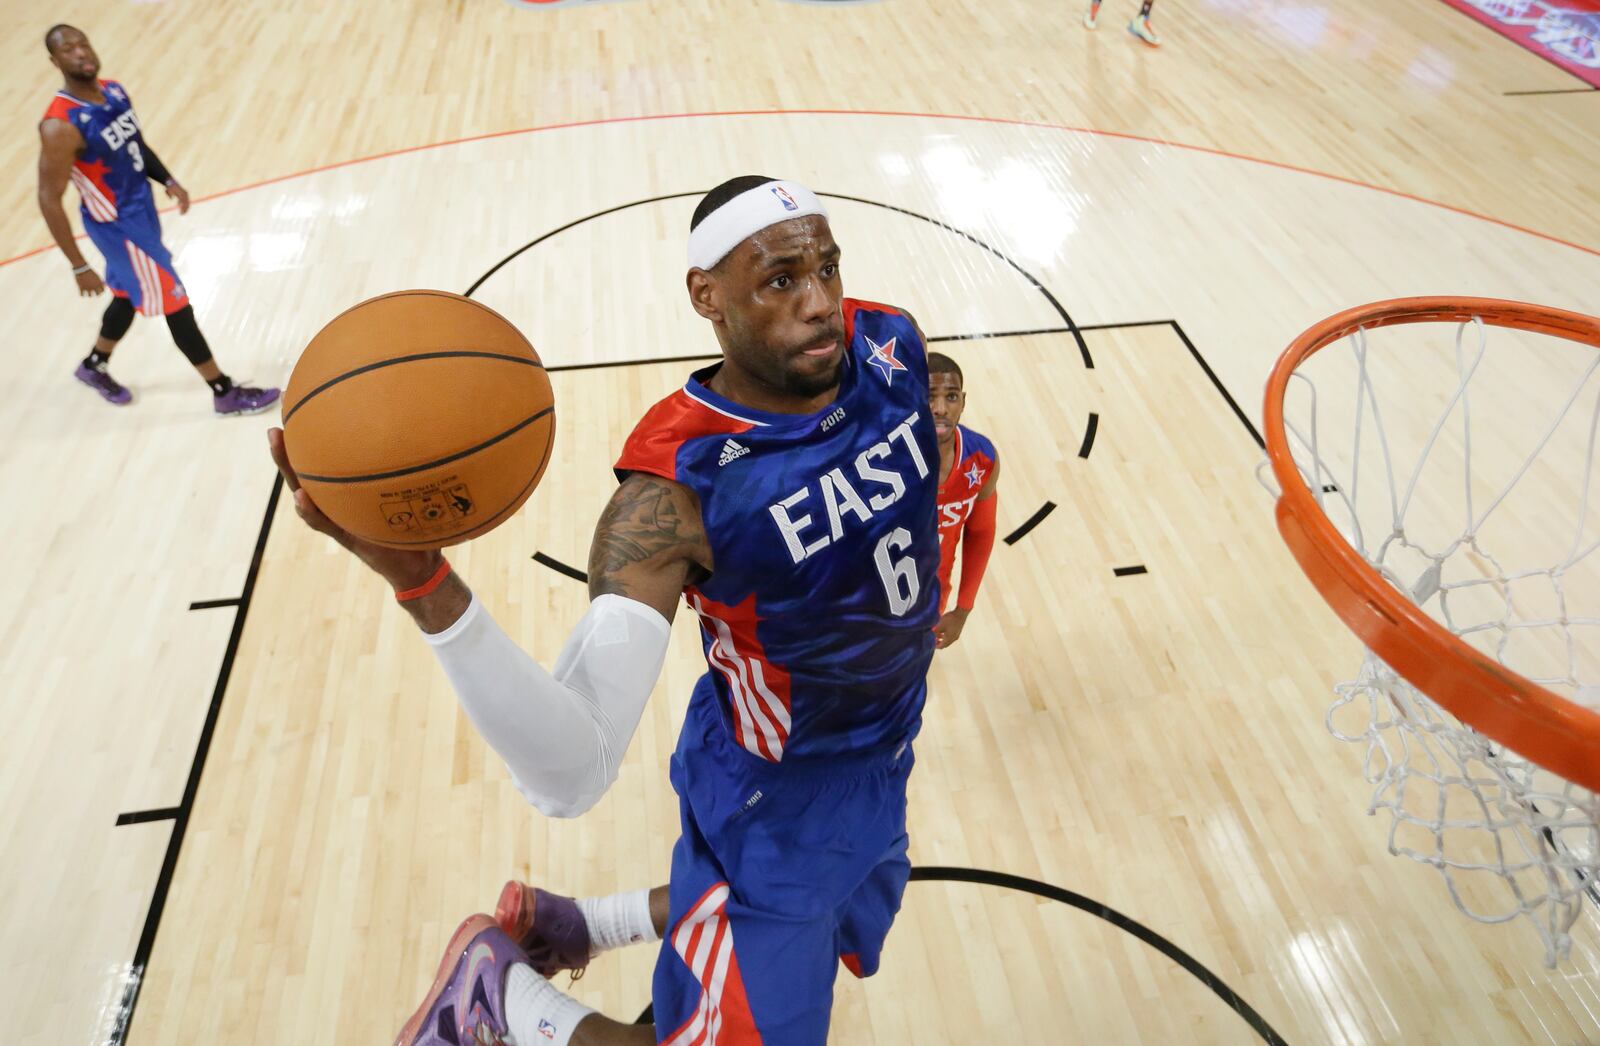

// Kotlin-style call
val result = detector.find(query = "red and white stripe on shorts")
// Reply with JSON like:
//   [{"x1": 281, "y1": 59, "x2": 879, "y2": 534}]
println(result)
[
  {"x1": 124, "y1": 240, "x2": 183, "y2": 316},
  {"x1": 662, "y1": 883, "x2": 761, "y2": 1045}
]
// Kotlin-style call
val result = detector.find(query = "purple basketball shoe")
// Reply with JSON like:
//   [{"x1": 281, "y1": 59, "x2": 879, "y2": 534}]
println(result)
[
  {"x1": 74, "y1": 362, "x2": 132, "y2": 405},
  {"x1": 394, "y1": 915, "x2": 523, "y2": 1046},
  {"x1": 495, "y1": 881, "x2": 593, "y2": 979},
  {"x1": 213, "y1": 384, "x2": 281, "y2": 416}
]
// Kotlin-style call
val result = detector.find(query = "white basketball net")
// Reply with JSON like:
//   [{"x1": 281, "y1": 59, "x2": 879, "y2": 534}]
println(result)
[{"x1": 1266, "y1": 314, "x2": 1600, "y2": 966}]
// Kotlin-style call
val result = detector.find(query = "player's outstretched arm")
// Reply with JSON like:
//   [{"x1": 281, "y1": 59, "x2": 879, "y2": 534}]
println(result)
[
  {"x1": 37, "y1": 120, "x2": 103, "y2": 296},
  {"x1": 420, "y1": 474, "x2": 708, "y2": 817},
  {"x1": 271, "y1": 428, "x2": 705, "y2": 817}
]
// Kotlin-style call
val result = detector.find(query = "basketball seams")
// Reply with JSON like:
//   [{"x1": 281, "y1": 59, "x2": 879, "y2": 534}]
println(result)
[
  {"x1": 281, "y1": 350, "x2": 546, "y2": 423},
  {"x1": 296, "y1": 405, "x2": 554, "y2": 484}
]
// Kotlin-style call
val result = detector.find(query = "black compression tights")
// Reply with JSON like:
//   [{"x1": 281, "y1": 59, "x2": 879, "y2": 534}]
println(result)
[
  {"x1": 165, "y1": 305, "x2": 216, "y2": 367},
  {"x1": 99, "y1": 296, "x2": 135, "y2": 342}
]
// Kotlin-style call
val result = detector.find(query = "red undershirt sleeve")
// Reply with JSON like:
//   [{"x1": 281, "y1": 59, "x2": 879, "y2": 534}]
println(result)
[{"x1": 956, "y1": 495, "x2": 998, "y2": 611}]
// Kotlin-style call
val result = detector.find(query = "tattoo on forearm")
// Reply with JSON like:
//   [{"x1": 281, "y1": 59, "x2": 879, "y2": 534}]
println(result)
[{"x1": 588, "y1": 477, "x2": 707, "y2": 598}]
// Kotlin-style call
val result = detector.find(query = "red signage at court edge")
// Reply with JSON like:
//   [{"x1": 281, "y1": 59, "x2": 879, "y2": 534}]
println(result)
[{"x1": 1435, "y1": 0, "x2": 1600, "y2": 86}]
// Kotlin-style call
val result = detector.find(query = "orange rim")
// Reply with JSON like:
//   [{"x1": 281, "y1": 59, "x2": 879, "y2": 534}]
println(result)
[{"x1": 1264, "y1": 296, "x2": 1600, "y2": 793}]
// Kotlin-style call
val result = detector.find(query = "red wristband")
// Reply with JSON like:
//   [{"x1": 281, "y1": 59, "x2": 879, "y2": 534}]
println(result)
[{"x1": 395, "y1": 559, "x2": 452, "y2": 603}]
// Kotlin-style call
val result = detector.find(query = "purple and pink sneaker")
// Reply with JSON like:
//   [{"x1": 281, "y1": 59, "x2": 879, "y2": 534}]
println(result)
[
  {"x1": 394, "y1": 915, "x2": 523, "y2": 1046},
  {"x1": 214, "y1": 384, "x2": 281, "y2": 417},
  {"x1": 495, "y1": 881, "x2": 594, "y2": 979},
  {"x1": 74, "y1": 362, "x2": 132, "y2": 405}
]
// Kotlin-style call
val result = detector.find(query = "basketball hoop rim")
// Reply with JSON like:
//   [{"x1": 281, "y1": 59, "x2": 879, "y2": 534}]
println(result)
[{"x1": 1264, "y1": 296, "x2": 1600, "y2": 793}]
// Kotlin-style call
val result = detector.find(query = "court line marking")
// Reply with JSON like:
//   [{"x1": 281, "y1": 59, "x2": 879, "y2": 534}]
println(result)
[
  {"x1": 114, "y1": 807, "x2": 180, "y2": 827},
  {"x1": 907, "y1": 867, "x2": 1291, "y2": 1045},
  {"x1": 4, "y1": 107, "x2": 1596, "y2": 270},
  {"x1": 1003, "y1": 502, "x2": 1057, "y2": 546},
  {"x1": 111, "y1": 472, "x2": 284, "y2": 1045}
]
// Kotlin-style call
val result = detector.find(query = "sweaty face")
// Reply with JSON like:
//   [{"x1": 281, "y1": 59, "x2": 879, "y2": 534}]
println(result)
[
  {"x1": 714, "y1": 215, "x2": 846, "y2": 400},
  {"x1": 50, "y1": 30, "x2": 100, "y2": 81},
  {"x1": 929, "y1": 372, "x2": 965, "y2": 444}
]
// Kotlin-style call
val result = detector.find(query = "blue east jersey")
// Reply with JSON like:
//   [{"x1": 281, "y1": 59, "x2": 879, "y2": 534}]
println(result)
[
  {"x1": 42, "y1": 81, "x2": 156, "y2": 226},
  {"x1": 43, "y1": 81, "x2": 188, "y2": 316},
  {"x1": 616, "y1": 298, "x2": 940, "y2": 762}
]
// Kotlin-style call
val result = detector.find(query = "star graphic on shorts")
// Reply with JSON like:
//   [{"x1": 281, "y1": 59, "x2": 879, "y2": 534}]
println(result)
[
  {"x1": 865, "y1": 336, "x2": 906, "y2": 385},
  {"x1": 964, "y1": 461, "x2": 986, "y2": 488}
]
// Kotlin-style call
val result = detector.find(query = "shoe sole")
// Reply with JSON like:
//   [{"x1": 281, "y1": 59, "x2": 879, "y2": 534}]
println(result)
[
  {"x1": 215, "y1": 397, "x2": 282, "y2": 417},
  {"x1": 393, "y1": 913, "x2": 496, "y2": 1046},
  {"x1": 494, "y1": 881, "x2": 535, "y2": 943},
  {"x1": 75, "y1": 375, "x2": 132, "y2": 406}
]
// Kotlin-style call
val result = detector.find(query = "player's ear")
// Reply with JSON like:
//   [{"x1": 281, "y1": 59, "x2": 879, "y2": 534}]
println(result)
[{"x1": 686, "y1": 269, "x2": 724, "y2": 324}]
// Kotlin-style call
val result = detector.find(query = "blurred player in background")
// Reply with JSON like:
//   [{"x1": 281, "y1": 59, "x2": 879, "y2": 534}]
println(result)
[
  {"x1": 37, "y1": 25, "x2": 279, "y2": 414},
  {"x1": 1085, "y1": 1, "x2": 1161, "y2": 47}
]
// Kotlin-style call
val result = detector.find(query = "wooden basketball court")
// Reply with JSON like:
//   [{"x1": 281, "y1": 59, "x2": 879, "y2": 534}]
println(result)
[{"x1": 2, "y1": 2, "x2": 1599, "y2": 1042}]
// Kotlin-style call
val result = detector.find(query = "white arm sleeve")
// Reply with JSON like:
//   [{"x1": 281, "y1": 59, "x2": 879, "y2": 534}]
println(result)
[{"x1": 423, "y1": 592, "x2": 672, "y2": 818}]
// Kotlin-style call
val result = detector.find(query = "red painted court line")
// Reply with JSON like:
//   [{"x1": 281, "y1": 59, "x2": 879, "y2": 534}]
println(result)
[
  {"x1": 1435, "y1": 0, "x2": 1600, "y2": 89},
  {"x1": 6, "y1": 107, "x2": 1598, "y2": 269}
]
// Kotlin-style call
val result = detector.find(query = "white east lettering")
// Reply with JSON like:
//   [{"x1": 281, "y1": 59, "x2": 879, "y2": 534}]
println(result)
[
  {"x1": 854, "y1": 441, "x2": 905, "y2": 511},
  {"x1": 819, "y1": 468, "x2": 873, "y2": 539},
  {"x1": 768, "y1": 487, "x2": 830, "y2": 564},
  {"x1": 887, "y1": 412, "x2": 930, "y2": 479},
  {"x1": 99, "y1": 112, "x2": 140, "y2": 151}
]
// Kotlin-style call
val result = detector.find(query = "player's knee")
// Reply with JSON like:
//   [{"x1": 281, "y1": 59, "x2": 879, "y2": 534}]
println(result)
[{"x1": 100, "y1": 296, "x2": 135, "y2": 342}]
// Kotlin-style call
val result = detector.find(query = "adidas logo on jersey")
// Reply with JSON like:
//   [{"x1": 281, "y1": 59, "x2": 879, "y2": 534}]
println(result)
[{"x1": 718, "y1": 438, "x2": 751, "y2": 466}]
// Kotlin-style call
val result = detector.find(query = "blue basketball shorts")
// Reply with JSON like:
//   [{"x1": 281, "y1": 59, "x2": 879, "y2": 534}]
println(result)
[
  {"x1": 652, "y1": 677, "x2": 916, "y2": 1045},
  {"x1": 82, "y1": 203, "x2": 189, "y2": 317}
]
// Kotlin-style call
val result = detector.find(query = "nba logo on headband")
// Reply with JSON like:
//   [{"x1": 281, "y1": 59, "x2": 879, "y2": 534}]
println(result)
[{"x1": 771, "y1": 186, "x2": 799, "y2": 211}]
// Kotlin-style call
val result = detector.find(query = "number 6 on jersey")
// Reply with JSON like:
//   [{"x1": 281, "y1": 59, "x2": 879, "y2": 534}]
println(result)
[{"x1": 875, "y1": 527, "x2": 920, "y2": 616}]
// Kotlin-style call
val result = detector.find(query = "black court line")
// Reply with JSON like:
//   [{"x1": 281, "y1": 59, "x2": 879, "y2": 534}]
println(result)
[
  {"x1": 1003, "y1": 501, "x2": 1057, "y2": 546},
  {"x1": 1171, "y1": 320, "x2": 1264, "y2": 450},
  {"x1": 547, "y1": 352, "x2": 720, "y2": 374},
  {"x1": 115, "y1": 807, "x2": 180, "y2": 827},
  {"x1": 910, "y1": 867, "x2": 1290, "y2": 1044},
  {"x1": 1113, "y1": 564, "x2": 1149, "y2": 577},
  {"x1": 1078, "y1": 412, "x2": 1099, "y2": 459},
  {"x1": 1503, "y1": 86, "x2": 1599, "y2": 96},
  {"x1": 111, "y1": 473, "x2": 285, "y2": 1046},
  {"x1": 188, "y1": 597, "x2": 241, "y2": 611},
  {"x1": 533, "y1": 551, "x2": 589, "y2": 583},
  {"x1": 468, "y1": 189, "x2": 1093, "y2": 370}
]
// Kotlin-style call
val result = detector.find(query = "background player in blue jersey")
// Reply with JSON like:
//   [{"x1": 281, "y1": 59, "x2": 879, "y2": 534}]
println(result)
[
  {"x1": 269, "y1": 176, "x2": 941, "y2": 1045},
  {"x1": 37, "y1": 25, "x2": 279, "y2": 415}
]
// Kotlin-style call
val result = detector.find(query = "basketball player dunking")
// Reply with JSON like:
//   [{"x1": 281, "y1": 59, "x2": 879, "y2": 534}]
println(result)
[
  {"x1": 37, "y1": 25, "x2": 279, "y2": 414},
  {"x1": 929, "y1": 353, "x2": 1000, "y2": 649},
  {"x1": 270, "y1": 176, "x2": 943, "y2": 1044}
]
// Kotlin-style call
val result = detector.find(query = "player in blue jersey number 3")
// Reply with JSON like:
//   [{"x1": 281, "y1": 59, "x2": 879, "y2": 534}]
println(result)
[
  {"x1": 270, "y1": 175, "x2": 944, "y2": 1044},
  {"x1": 38, "y1": 25, "x2": 279, "y2": 415}
]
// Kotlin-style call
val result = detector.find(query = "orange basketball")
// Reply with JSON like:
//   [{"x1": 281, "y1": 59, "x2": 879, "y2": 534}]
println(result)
[{"x1": 281, "y1": 290, "x2": 555, "y2": 550}]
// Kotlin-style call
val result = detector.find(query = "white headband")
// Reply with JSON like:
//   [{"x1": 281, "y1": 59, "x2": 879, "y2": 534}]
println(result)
[{"x1": 687, "y1": 180, "x2": 829, "y2": 271}]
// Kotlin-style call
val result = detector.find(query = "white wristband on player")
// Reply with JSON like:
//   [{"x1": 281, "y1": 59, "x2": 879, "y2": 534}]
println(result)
[{"x1": 424, "y1": 593, "x2": 671, "y2": 818}]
